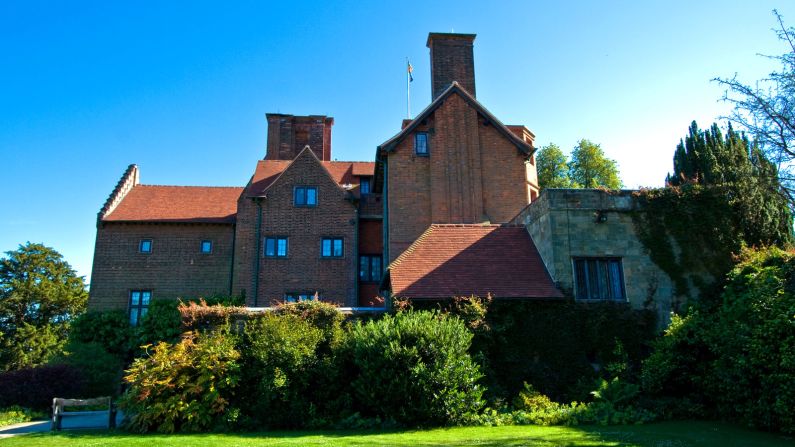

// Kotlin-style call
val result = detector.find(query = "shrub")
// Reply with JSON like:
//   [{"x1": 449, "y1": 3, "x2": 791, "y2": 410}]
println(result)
[
  {"x1": 68, "y1": 310, "x2": 132, "y2": 358},
  {"x1": 120, "y1": 328, "x2": 240, "y2": 433},
  {"x1": 134, "y1": 299, "x2": 182, "y2": 349},
  {"x1": 0, "y1": 364, "x2": 86, "y2": 411},
  {"x1": 272, "y1": 300, "x2": 345, "y2": 354},
  {"x1": 345, "y1": 310, "x2": 484, "y2": 426},
  {"x1": 237, "y1": 313, "x2": 325, "y2": 429},
  {"x1": 179, "y1": 300, "x2": 249, "y2": 332},
  {"x1": 60, "y1": 342, "x2": 123, "y2": 397},
  {"x1": 642, "y1": 247, "x2": 795, "y2": 433},
  {"x1": 0, "y1": 406, "x2": 47, "y2": 427}
]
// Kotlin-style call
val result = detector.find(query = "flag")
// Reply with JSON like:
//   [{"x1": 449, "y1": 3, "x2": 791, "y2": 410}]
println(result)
[{"x1": 408, "y1": 61, "x2": 414, "y2": 82}]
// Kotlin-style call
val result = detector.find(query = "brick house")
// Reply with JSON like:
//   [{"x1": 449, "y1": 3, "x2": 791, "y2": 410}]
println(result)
[{"x1": 89, "y1": 32, "x2": 675, "y2": 321}]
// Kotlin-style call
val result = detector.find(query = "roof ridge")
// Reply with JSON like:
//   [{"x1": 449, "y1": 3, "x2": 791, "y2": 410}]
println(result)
[
  {"x1": 137, "y1": 184, "x2": 243, "y2": 189},
  {"x1": 98, "y1": 164, "x2": 139, "y2": 223}
]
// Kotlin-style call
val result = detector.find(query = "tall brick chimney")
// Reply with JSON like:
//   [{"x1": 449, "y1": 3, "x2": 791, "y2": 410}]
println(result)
[
  {"x1": 265, "y1": 114, "x2": 334, "y2": 161},
  {"x1": 427, "y1": 33, "x2": 477, "y2": 100}
]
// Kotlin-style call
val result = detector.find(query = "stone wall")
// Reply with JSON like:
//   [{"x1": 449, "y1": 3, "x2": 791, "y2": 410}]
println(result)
[{"x1": 513, "y1": 189, "x2": 676, "y2": 320}]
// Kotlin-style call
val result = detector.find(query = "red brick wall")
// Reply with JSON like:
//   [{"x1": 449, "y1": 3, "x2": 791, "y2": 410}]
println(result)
[
  {"x1": 232, "y1": 194, "x2": 257, "y2": 300},
  {"x1": 88, "y1": 223, "x2": 235, "y2": 311},
  {"x1": 265, "y1": 114, "x2": 333, "y2": 161},
  {"x1": 386, "y1": 92, "x2": 531, "y2": 262},
  {"x1": 255, "y1": 150, "x2": 358, "y2": 306},
  {"x1": 358, "y1": 218, "x2": 383, "y2": 306}
]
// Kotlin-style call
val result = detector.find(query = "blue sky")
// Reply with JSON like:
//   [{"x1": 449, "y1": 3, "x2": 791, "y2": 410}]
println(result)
[{"x1": 1, "y1": 1, "x2": 793, "y2": 282}]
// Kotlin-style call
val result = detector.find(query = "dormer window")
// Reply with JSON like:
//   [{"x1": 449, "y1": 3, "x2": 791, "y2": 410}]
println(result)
[{"x1": 415, "y1": 132, "x2": 429, "y2": 156}]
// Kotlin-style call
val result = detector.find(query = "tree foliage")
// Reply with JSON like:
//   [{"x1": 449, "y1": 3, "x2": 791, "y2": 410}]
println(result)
[
  {"x1": 536, "y1": 143, "x2": 577, "y2": 189},
  {"x1": 569, "y1": 139, "x2": 622, "y2": 189},
  {"x1": 666, "y1": 121, "x2": 792, "y2": 247},
  {"x1": 0, "y1": 243, "x2": 87, "y2": 371},
  {"x1": 715, "y1": 10, "x2": 795, "y2": 205}
]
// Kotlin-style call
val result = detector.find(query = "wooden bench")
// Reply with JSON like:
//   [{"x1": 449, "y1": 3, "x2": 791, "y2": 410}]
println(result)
[{"x1": 51, "y1": 397, "x2": 117, "y2": 431}]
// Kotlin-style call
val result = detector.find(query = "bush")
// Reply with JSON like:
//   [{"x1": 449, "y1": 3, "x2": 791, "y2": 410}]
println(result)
[
  {"x1": 0, "y1": 364, "x2": 86, "y2": 411},
  {"x1": 60, "y1": 342, "x2": 122, "y2": 397},
  {"x1": 120, "y1": 328, "x2": 240, "y2": 433},
  {"x1": 0, "y1": 406, "x2": 46, "y2": 427},
  {"x1": 179, "y1": 300, "x2": 249, "y2": 332},
  {"x1": 134, "y1": 300, "x2": 182, "y2": 349},
  {"x1": 642, "y1": 247, "x2": 795, "y2": 433},
  {"x1": 68, "y1": 310, "x2": 132, "y2": 358},
  {"x1": 237, "y1": 313, "x2": 324, "y2": 429},
  {"x1": 345, "y1": 310, "x2": 484, "y2": 426}
]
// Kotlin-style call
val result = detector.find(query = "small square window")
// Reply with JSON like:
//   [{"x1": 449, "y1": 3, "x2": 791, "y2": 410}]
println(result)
[
  {"x1": 415, "y1": 132, "x2": 429, "y2": 156},
  {"x1": 264, "y1": 237, "x2": 288, "y2": 257},
  {"x1": 129, "y1": 290, "x2": 151, "y2": 325},
  {"x1": 139, "y1": 239, "x2": 152, "y2": 253},
  {"x1": 321, "y1": 237, "x2": 344, "y2": 258},
  {"x1": 294, "y1": 186, "x2": 318, "y2": 207},
  {"x1": 200, "y1": 240, "x2": 212, "y2": 254}
]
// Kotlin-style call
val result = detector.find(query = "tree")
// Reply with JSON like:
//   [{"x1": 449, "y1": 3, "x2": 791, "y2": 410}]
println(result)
[
  {"x1": 536, "y1": 143, "x2": 578, "y2": 189},
  {"x1": 569, "y1": 139, "x2": 622, "y2": 189},
  {"x1": 666, "y1": 120, "x2": 792, "y2": 247},
  {"x1": 715, "y1": 10, "x2": 795, "y2": 205},
  {"x1": 0, "y1": 243, "x2": 87, "y2": 371}
]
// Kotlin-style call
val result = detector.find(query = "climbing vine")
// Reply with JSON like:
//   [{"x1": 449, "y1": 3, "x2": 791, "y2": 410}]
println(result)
[{"x1": 630, "y1": 185, "x2": 742, "y2": 307}]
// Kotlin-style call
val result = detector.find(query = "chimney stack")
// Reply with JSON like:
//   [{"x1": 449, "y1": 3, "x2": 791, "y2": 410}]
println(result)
[
  {"x1": 265, "y1": 114, "x2": 334, "y2": 161},
  {"x1": 427, "y1": 33, "x2": 477, "y2": 100}
]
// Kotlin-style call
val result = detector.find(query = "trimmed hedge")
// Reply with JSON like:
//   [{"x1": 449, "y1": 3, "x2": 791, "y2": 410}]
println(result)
[{"x1": 0, "y1": 364, "x2": 87, "y2": 411}]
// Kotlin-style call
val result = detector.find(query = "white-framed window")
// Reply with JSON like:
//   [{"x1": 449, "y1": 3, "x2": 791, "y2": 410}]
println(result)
[
  {"x1": 200, "y1": 240, "x2": 212, "y2": 254},
  {"x1": 294, "y1": 186, "x2": 318, "y2": 207},
  {"x1": 573, "y1": 257, "x2": 626, "y2": 301},
  {"x1": 129, "y1": 290, "x2": 151, "y2": 325},
  {"x1": 264, "y1": 237, "x2": 288, "y2": 257},
  {"x1": 139, "y1": 239, "x2": 152, "y2": 253},
  {"x1": 284, "y1": 292, "x2": 320, "y2": 302},
  {"x1": 321, "y1": 237, "x2": 344, "y2": 258},
  {"x1": 415, "y1": 132, "x2": 429, "y2": 155}
]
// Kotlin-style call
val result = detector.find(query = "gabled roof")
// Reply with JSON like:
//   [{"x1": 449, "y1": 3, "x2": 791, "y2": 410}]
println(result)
[
  {"x1": 103, "y1": 185, "x2": 243, "y2": 224},
  {"x1": 245, "y1": 149, "x2": 375, "y2": 197},
  {"x1": 386, "y1": 224, "x2": 562, "y2": 299},
  {"x1": 377, "y1": 82, "x2": 534, "y2": 155}
]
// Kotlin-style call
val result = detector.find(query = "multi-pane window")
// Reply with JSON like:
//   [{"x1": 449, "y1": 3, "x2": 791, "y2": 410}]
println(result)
[
  {"x1": 129, "y1": 290, "x2": 151, "y2": 325},
  {"x1": 294, "y1": 186, "x2": 318, "y2": 207},
  {"x1": 139, "y1": 239, "x2": 152, "y2": 253},
  {"x1": 264, "y1": 237, "x2": 289, "y2": 257},
  {"x1": 284, "y1": 292, "x2": 319, "y2": 302},
  {"x1": 359, "y1": 255, "x2": 382, "y2": 282},
  {"x1": 321, "y1": 237, "x2": 344, "y2": 258},
  {"x1": 200, "y1": 240, "x2": 212, "y2": 254},
  {"x1": 415, "y1": 132, "x2": 429, "y2": 155},
  {"x1": 360, "y1": 177, "x2": 371, "y2": 195},
  {"x1": 573, "y1": 258, "x2": 626, "y2": 301}
]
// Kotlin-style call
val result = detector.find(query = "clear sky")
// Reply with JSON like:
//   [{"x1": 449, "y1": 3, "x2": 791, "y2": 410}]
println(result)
[{"x1": 1, "y1": 1, "x2": 793, "y2": 283}]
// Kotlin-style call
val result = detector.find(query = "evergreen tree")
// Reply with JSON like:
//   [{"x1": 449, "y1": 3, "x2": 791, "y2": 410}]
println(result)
[
  {"x1": 0, "y1": 243, "x2": 87, "y2": 371},
  {"x1": 536, "y1": 143, "x2": 577, "y2": 189},
  {"x1": 569, "y1": 139, "x2": 622, "y2": 189},
  {"x1": 667, "y1": 120, "x2": 793, "y2": 246}
]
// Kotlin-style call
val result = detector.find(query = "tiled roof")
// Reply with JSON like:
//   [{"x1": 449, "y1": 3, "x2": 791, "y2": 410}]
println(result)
[
  {"x1": 388, "y1": 224, "x2": 562, "y2": 299},
  {"x1": 103, "y1": 185, "x2": 243, "y2": 224},
  {"x1": 246, "y1": 159, "x2": 375, "y2": 196}
]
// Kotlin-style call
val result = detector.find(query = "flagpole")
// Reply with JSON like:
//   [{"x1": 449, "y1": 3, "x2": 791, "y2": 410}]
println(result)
[{"x1": 406, "y1": 57, "x2": 411, "y2": 119}]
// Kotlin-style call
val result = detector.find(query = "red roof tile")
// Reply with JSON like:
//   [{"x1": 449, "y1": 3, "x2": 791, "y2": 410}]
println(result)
[
  {"x1": 388, "y1": 224, "x2": 562, "y2": 299},
  {"x1": 246, "y1": 159, "x2": 375, "y2": 196},
  {"x1": 104, "y1": 185, "x2": 243, "y2": 224}
]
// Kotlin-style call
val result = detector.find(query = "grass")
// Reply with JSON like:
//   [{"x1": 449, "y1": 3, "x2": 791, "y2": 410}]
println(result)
[{"x1": 1, "y1": 421, "x2": 792, "y2": 446}]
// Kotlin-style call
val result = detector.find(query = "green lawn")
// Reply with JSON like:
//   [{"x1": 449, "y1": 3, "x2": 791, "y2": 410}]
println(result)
[{"x1": 2, "y1": 421, "x2": 792, "y2": 446}]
